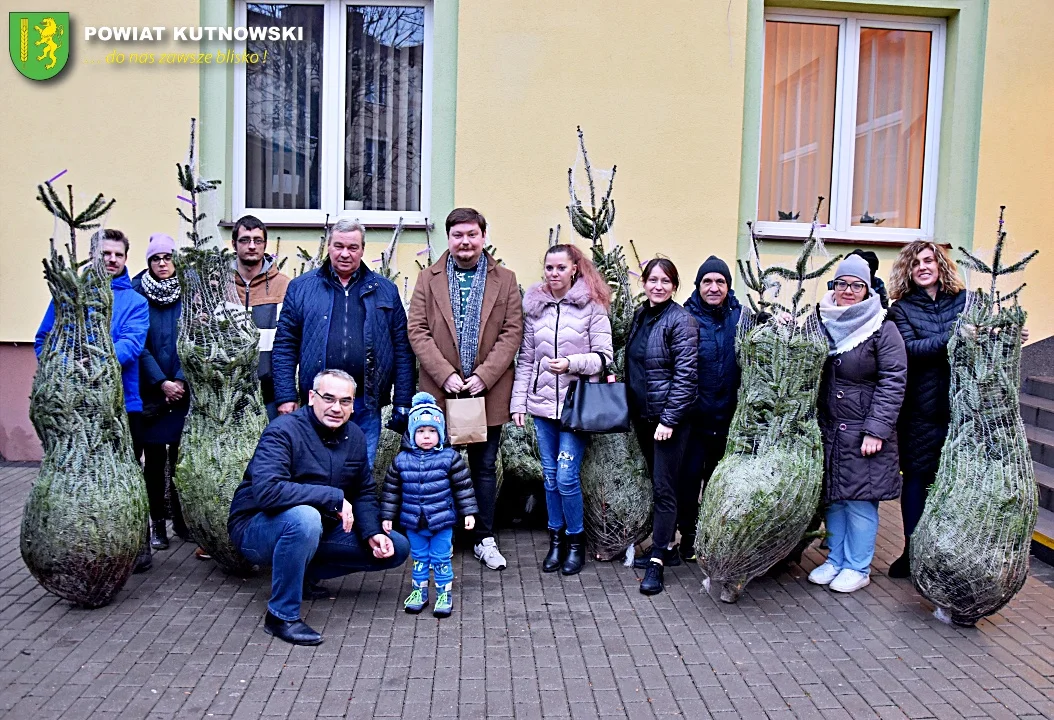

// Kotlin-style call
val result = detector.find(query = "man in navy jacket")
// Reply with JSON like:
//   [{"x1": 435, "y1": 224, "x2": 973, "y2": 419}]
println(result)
[
  {"x1": 228, "y1": 369, "x2": 410, "y2": 646},
  {"x1": 271, "y1": 219, "x2": 414, "y2": 467}
]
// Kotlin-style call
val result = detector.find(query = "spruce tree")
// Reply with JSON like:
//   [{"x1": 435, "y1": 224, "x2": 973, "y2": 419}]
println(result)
[{"x1": 22, "y1": 182, "x2": 149, "y2": 607}]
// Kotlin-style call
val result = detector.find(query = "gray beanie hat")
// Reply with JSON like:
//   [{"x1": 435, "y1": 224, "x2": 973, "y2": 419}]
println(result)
[{"x1": 834, "y1": 254, "x2": 872, "y2": 289}]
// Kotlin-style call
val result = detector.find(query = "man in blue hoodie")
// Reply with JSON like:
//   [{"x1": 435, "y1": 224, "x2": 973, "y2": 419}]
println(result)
[{"x1": 35, "y1": 229, "x2": 150, "y2": 414}]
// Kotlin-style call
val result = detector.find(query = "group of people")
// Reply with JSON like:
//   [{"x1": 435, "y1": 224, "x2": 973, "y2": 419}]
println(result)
[{"x1": 33, "y1": 206, "x2": 997, "y2": 646}]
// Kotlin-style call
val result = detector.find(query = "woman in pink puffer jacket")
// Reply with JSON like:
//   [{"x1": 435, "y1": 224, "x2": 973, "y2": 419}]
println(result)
[{"x1": 511, "y1": 244, "x2": 613, "y2": 576}]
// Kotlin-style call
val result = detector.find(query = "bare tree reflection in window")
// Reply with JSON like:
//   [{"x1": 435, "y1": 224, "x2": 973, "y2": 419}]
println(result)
[
  {"x1": 346, "y1": 6, "x2": 424, "y2": 212},
  {"x1": 245, "y1": 3, "x2": 324, "y2": 210}
]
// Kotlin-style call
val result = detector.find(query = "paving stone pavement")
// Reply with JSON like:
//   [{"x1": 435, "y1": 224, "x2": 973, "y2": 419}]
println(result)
[{"x1": 2, "y1": 461, "x2": 1054, "y2": 719}]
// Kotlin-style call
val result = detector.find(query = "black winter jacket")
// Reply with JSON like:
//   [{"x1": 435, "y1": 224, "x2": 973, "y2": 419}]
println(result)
[
  {"x1": 818, "y1": 320, "x2": 907, "y2": 503},
  {"x1": 131, "y1": 271, "x2": 189, "y2": 445},
  {"x1": 625, "y1": 301, "x2": 698, "y2": 427},
  {"x1": 227, "y1": 407, "x2": 381, "y2": 544},
  {"x1": 380, "y1": 437, "x2": 479, "y2": 532},
  {"x1": 684, "y1": 289, "x2": 742, "y2": 434},
  {"x1": 887, "y1": 286, "x2": 968, "y2": 476}
]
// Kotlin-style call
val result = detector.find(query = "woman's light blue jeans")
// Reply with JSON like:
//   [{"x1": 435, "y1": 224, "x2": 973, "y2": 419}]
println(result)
[
  {"x1": 825, "y1": 500, "x2": 880, "y2": 574},
  {"x1": 532, "y1": 416, "x2": 588, "y2": 535}
]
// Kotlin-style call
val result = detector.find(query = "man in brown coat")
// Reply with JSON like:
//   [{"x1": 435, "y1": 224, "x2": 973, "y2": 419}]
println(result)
[{"x1": 408, "y1": 208, "x2": 523, "y2": 570}]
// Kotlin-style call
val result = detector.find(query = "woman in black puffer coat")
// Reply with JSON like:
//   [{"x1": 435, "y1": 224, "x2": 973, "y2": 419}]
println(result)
[
  {"x1": 885, "y1": 240, "x2": 967, "y2": 578},
  {"x1": 625, "y1": 258, "x2": 698, "y2": 596}
]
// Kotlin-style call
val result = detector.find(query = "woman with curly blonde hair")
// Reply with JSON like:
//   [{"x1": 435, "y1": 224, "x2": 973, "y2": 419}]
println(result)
[{"x1": 885, "y1": 240, "x2": 966, "y2": 578}]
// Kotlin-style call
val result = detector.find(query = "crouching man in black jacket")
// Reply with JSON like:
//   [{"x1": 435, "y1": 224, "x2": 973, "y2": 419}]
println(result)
[{"x1": 229, "y1": 368, "x2": 410, "y2": 645}]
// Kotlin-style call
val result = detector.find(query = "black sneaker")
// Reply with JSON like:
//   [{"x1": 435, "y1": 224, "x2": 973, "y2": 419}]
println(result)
[
  {"x1": 639, "y1": 561, "x2": 665, "y2": 595},
  {"x1": 633, "y1": 547, "x2": 681, "y2": 569},
  {"x1": 678, "y1": 538, "x2": 697, "y2": 563}
]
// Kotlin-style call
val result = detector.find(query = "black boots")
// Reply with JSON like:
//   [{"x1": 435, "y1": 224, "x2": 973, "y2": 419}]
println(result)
[
  {"x1": 542, "y1": 529, "x2": 565, "y2": 573},
  {"x1": 561, "y1": 533, "x2": 585, "y2": 576},
  {"x1": 639, "y1": 560, "x2": 665, "y2": 595},
  {"x1": 888, "y1": 550, "x2": 910, "y2": 578},
  {"x1": 542, "y1": 530, "x2": 585, "y2": 575},
  {"x1": 264, "y1": 612, "x2": 323, "y2": 646},
  {"x1": 150, "y1": 521, "x2": 169, "y2": 550}
]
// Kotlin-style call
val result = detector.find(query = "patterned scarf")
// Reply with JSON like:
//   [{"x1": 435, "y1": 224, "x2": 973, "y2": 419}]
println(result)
[
  {"x1": 447, "y1": 252, "x2": 488, "y2": 377},
  {"x1": 818, "y1": 290, "x2": 885, "y2": 356},
  {"x1": 140, "y1": 272, "x2": 181, "y2": 306}
]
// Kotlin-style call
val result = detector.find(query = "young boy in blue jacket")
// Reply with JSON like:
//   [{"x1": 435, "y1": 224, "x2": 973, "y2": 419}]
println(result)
[{"x1": 381, "y1": 392, "x2": 478, "y2": 617}]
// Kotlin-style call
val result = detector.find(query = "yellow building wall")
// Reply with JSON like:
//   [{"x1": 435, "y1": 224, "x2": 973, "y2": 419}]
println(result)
[
  {"x1": 974, "y1": 0, "x2": 1054, "y2": 343},
  {"x1": 451, "y1": 0, "x2": 749, "y2": 294},
  {"x1": 0, "y1": 1, "x2": 200, "y2": 342}
]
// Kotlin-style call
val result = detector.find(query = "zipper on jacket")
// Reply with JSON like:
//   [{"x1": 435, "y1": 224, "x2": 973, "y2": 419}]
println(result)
[
  {"x1": 342, "y1": 285, "x2": 350, "y2": 370},
  {"x1": 553, "y1": 302, "x2": 562, "y2": 419}
]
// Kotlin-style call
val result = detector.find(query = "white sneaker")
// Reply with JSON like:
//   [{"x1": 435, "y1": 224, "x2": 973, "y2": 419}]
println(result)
[
  {"x1": 473, "y1": 537, "x2": 507, "y2": 570},
  {"x1": 829, "y1": 568, "x2": 870, "y2": 593},
  {"x1": 808, "y1": 561, "x2": 840, "y2": 586}
]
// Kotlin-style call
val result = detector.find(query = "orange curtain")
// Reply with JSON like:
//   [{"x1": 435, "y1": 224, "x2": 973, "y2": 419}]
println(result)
[
  {"x1": 851, "y1": 29, "x2": 931, "y2": 228},
  {"x1": 759, "y1": 21, "x2": 839, "y2": 224}
]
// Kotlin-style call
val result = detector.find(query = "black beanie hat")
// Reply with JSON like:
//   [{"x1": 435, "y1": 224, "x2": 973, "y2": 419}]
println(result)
[
  {"x1": 695, "y1": 255, "x2": 732, "y2": 287},
  {"x1": 848, "y1": 249, "x2": 880, "y2": 280}
]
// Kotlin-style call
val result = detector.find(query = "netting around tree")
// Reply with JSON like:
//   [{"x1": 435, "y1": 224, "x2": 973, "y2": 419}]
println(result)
[
  {"x1": 173, "y1": 119, "x2": 262, "y2": 575},
  {"x1": 22, "y1": 185, "x2": 148, "y2": 608},
  {"x1": 561, "y1": 126, "x2": 653, "y2": 561},
  {"x1": 696, "y1": 200, "x2": 836, "y2": 602},
  {"x1": 910, "y1": 210, "x2": 1038, "y2": 626}
]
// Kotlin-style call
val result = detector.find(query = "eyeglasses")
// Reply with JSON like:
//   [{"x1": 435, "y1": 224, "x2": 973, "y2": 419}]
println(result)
[
  {"x1": 315, "y1": 392, "x2": 354, "y2": 408},
  {"x1": 149, "y1": 253, "x2": 173, "y2": 263},
  {"x1": 236, "y1": 237, "x2": 265, "y2": 246},
  {"x1": 832, "y1": 280, "x2": 868, "y2": 293}
]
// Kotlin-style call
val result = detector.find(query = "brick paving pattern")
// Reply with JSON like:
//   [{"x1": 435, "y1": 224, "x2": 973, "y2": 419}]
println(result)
[{"x1": 2, "y1": 461, "x2": 1054, "y2": 719}]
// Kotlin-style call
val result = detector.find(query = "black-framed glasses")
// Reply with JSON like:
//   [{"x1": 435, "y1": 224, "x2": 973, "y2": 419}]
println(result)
[
  {"x1": 832, "y1": 280, "x2": 868, "y2": 293},
  {"x1": 236, "y1": 237, "x2": 265, "y2": 246},
  {"x1": 149, "y1": 253, "x2": 173, "y2": 263},
  {"x1": 314, "y1": 392, "x2": 354, "y2": 408}
]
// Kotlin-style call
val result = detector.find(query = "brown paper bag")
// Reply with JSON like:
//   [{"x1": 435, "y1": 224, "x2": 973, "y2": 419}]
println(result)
[{"x1": 445, "y1": 395, "x2": 488, "y2": 445}]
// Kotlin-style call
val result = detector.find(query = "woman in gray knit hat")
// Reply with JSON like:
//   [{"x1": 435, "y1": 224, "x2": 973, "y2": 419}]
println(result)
[{"x1": 810, "y1": 254, "x2": 907, "y2": 593}]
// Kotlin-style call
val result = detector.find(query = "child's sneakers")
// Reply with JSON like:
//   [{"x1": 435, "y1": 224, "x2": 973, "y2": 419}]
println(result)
[
  {"x1": 403, "y1": 581, "x2": 428, "y2": 614},
  {"x1": 433, "y1": 583, "x2": 453, "y2": 618}
]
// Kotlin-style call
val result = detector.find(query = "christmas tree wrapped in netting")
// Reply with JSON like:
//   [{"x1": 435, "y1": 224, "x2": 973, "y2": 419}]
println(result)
[
  {"x1": 22, "y1": 183, "x2": 149, "y2": 607},
  {"x1": 173, "y1": 119, "x2": 263, "y2": 574},
  {"x1": 696, "y1": 199, "x2": 838, "y2": 602},
  {"x1": 910, "y1": 207, "x2": 1038, "y2": 626},
  {"x1": 565, "y1": 127, "x2": 652, "y2": 561}
]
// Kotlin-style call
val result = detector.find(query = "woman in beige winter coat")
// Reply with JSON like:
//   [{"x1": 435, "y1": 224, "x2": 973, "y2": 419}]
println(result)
[{"x1": 511, "y1": 244, "x2": 613, "y2": 575}]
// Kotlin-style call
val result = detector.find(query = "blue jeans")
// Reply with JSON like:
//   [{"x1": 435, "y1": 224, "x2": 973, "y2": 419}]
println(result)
[
  {"x1": 825, "y1": 500, "x2": 880, "y2": 574},
  {"x1": 407, "y1": 527, "x2": 455, "y2": 588},
  {"x1": 532, "y1": 416, "x2": 588, "y2": 535},
  {"x1": 236, "y1": 505, "x2": 409, "y2": 621},
  {"x1": 351, "y1": 397, "x2": 381, "y2": 470}
]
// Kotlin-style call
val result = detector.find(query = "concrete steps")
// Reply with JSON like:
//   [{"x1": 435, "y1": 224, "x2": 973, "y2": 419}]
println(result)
[{"x1": 1026, "y1": 378, "x2": 1054, "y2": 558}]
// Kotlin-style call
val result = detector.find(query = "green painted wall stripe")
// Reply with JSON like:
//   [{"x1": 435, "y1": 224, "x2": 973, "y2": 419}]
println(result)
[{"x1": 736, "y1": 0, "x2": 989, "y2": 281}]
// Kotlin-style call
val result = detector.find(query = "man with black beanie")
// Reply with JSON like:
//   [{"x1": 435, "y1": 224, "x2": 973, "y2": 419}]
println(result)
[{"x1": 677, "y1": 255, "x2": 741, "y2": 561}]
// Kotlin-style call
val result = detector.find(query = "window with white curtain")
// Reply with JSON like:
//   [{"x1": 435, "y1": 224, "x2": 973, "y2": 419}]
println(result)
[
  {"x1": 755, "y1": 10, "x2": 945, "y2": 242},
  {"x1": 235, "y1": 1, "x2": 432, "y2": 224}
]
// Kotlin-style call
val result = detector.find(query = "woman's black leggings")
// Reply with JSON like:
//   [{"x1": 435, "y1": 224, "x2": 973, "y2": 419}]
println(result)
[
  {"x1": 633, "y1": 419, "x2": 691, "y2": 555},
  {"x1": 143, "y1": 442, "x2": 182, "y2": 523}
]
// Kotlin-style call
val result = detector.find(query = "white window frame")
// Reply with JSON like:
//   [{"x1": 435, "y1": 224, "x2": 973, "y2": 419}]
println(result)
[
  {"x1": 233, "y1": 0, "x2": 433, "y2": 226},
  {"x1": 754, "y1": 9, "x2": 946, "y2": 244}
]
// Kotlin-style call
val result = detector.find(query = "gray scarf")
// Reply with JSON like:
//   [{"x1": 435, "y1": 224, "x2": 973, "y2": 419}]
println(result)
[
  {"x1": 447, "y1": 252, "x2": 488, "y2": 377},
  {"x1": 818, "y1": 291, "x2": 885, "y2": 356},
  {"x1": 141, "y1": 272, "x2": 181, "y2": 306}
]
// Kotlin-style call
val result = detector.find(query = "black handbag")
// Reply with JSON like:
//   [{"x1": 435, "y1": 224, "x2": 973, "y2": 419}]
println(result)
[{"x1": 560, "y1": 352, "x2": 631, "y2": 434}]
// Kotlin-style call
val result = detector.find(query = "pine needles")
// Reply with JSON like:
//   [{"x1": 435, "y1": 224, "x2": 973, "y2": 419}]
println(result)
[
  {"x1": 910, "y1": 207, "x2": 1039, "y2": 625},
  {"x1": 22, "y1": 182, "x2": 147, "y2": 608}
]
